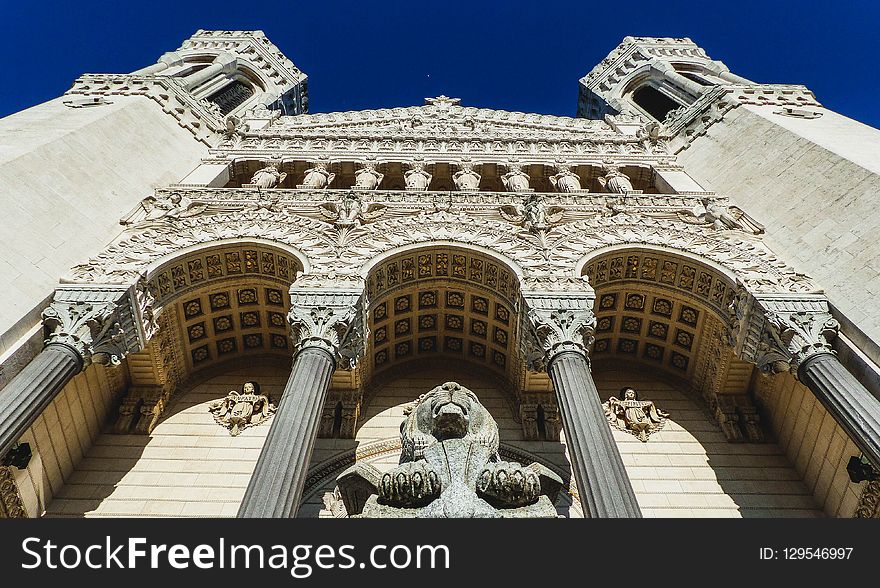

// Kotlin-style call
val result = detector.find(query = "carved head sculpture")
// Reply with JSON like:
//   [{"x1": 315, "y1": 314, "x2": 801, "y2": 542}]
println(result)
[
  {"x1": 400, "y1": 381, "x2": 499, "y2": 463},
  {"x1": 243, "y1": 381, "x2": 260, "y2": 395},
  {"x1": 621, "y1": 386, "x2": 637, "y2": 400}
]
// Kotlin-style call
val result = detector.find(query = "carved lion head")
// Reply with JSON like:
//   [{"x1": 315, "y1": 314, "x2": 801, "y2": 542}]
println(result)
[{"x1": 400, "y1": 381, "x2": 499, "y2": 463}]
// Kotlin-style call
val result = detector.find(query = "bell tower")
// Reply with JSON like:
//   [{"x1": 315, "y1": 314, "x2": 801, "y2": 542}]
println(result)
[
  {"x1": 577, "y1": 36, "x2": 752, "y2": 121},
  {"x1": 129, "y1": 29, "x2": 308, "y2": 116}
]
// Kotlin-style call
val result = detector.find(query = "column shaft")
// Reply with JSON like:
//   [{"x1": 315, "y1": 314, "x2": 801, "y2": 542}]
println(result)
[
  {"x1": 548, "y1": 351, "x2": 642, "y2": 517},
  {"x1": 182, "y1": 62, "x2": 225, "y2": 91},
  {"x1": 130, "y1": 62, "x2": 170, "y2": 76},
  {"x1": 798, "y1": 352, "x2": 880, "y2": 467},
  {"x1": 0, "y1": 344, "x2": 82, "y2": 458},
  {"x1": 238, "y1": 347, "x2": 335, "y2": 518}
]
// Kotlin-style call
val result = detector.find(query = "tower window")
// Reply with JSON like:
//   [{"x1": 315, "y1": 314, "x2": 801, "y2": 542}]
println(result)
[
  {"x1": 207, "y1": 80, "x2": 255, "y2": 115},
  {"x1": 632, "y1": 86, "x2": 682, "y2": 121}
]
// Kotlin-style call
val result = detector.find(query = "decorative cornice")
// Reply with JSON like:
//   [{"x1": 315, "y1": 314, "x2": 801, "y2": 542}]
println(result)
[
  {"x1": 65, "y1": 75, "x2": 223, "y2": 146},
  {"x1": 65, "y1": 192, "x2": 817, "y2": 298}
]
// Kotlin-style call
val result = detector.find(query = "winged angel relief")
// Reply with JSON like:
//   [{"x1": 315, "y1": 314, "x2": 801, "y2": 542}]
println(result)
[
  {"x1": 498, "y1": 194, "x2": 565, "y2": 233},
  {"x1": 318, "y1": 191, "x2": 387, "y2": 228}
]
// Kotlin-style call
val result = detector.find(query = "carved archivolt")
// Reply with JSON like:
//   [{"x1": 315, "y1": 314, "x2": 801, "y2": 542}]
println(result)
[{"x1": 65, "y1": 204, "x2": 817, "y2": 300}]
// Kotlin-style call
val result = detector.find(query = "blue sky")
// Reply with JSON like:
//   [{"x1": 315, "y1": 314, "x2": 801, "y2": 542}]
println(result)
[{"x1": 2, "y1": 1, "x2": 878, "y2": 127}]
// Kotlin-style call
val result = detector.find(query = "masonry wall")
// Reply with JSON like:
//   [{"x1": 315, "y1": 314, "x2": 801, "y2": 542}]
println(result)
[
  {"x1": 756, "y1": 371, "x2": 867, "y2": 517},
  {"x1": 43, "y1": 363, "x2": 823, "y2": 518},
  {"x1": 678, "y1": 104, "x2": 880, "y2": 356},
  {"x1": 12, "y1": 363, "x2": 122, "y2": 517},
  {"x1": 0, "y1": 96, "x2": 208, "y2": 360}
]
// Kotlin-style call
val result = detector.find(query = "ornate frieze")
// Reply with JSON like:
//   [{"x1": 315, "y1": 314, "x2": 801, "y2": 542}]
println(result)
[
  {"x1": 0, "y1": 466, "x2": 27, "y2": 518},
  {"x1": 66, "y1": 190, "x2": 817, "y2": 301},
  {"x1": 856, "y1": 481, "x2": 880, "y2": 518}
]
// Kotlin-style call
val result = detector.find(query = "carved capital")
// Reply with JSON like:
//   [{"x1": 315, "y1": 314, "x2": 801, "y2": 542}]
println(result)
[
  {"x1": 729, "y1": 291, "x2": 838, "y2": 376},
  {"x1": 288, "y1": 287, "x2": 363, "y2": 364},
  {"x1": 523, "y1": 291, "x2": 596, "y2": 368},
  {"x1": 41, "y1": 283, "x2": 154, "y2": 368},
  {"x1": 0, "y1": 466, "x2": 27, "y2": 518}
]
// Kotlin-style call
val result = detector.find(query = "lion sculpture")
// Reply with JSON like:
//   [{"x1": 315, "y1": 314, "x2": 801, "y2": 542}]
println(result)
[{"x1": 336, "y1": 381, "x2": 563, "y2": 518}]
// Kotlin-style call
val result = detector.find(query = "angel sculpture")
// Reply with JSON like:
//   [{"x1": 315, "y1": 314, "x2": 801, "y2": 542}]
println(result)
[
  {"x1": 597, "y1": 163, "x2": 634, "y2": 194},
  {"x1": 208, "y1": 381, "x2": 276, "y2": 436},
  {"x1": 501, "y1": 164, "x2": 531, "y2": 192},
  {"x1": 603, "y1": 387, "x2": 669, "y2": 442},
  {"x1": 319, "y1": 191, "x2": 387, "y2": 227},
  {"x1": 700, "y1": 198, "x2": 765, "y2": 234},
  {"x1": 250, "y1": 164, "x2": 287, "y2": 189},
  {"x1": 353, "y1": 162, "x2": 384, "y2": 190},
  {"x1": 549, "y1": 164, "x2": 582, "y2": 193},
  {"x1": 144, "y1": 193, "x2": 208, "y2": 221},
  {"x1": 301, "y1": 161, "x2": 335, "y2": 189},
  {"x1": 452, "y1": 161, "x2": 481, "y2": 191},
  {"x1": 404, "y1": 161, "x2": 432, "y2": 191},
  {"x1": 499, "y1": 194, "x2": 564, "y2": 232}
]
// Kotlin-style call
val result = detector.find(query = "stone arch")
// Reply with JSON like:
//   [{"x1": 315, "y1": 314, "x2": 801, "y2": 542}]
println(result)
[
  {"x1": 552, "y1": 215, "x2": 818, "y2": 295},
  {"x1": 360, "y1": 243, "x2": 525, "y2": 393},
  {"x1": 577, "y1": 243, "x2": 765, "y2": 442}
]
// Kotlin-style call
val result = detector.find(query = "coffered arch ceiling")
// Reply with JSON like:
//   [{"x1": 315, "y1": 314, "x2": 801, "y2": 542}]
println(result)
[
  {"x1": 144, "y1": 241, "x2": 306, "y2": 377},
  {"x1": 363, "y1": 245, "x2": 524, "y2": 392},
  {"x1": 581, "y1": 247, "x2": 738, "y2": 383}
]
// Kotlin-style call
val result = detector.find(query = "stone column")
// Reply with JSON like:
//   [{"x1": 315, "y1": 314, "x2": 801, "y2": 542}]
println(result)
[
  {"x1": 525, "y1": 291, "x2": 642, "y2": 518},
  {"x1": 754, "y1": 308, "x2": 880, "y2": 468},
  {"x1": 182, "y1": 52, "x2": 237, "y2": 91},
  {"x1": 651, "y1": 60, "x2": 706, "y2": 99},
  {"x1": 238, "y1": 290, "x2": 361, "y2": 518},
  {"x1": 0, "y1": 285, "x2": 151, "y2": 459},
  {"x1": 130, "y1": 51, "x2": 184, "y2": 76}
]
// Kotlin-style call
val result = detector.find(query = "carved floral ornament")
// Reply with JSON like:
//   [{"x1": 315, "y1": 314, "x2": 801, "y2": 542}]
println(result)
[{"x1": 65, "y1": 202, "x2": 817, "y2": 300}]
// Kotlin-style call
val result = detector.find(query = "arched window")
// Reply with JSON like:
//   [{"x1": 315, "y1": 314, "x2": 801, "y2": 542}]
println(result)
[
  {"x1": 332, "y1": 401, "x2": 344, "y2": 438},
  {"x1": 207, "y1": 80, "x2": 255, "y2": 115},
  {"x1": 631, "y1": 85, "x2": 682, "y2": 121},
  {"x1": 536, "y1": 404, "x2": 547, "y2": 441}
]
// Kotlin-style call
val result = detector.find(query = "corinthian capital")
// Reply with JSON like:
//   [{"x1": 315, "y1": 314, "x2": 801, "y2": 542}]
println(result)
[
  {"x1": 759, "y1": 310, "x2": 838, "y2": 374},
  {"x1": 41, "y1": 284, "x2": 151, "y2": 367},
  {"x1": 288, "y1": 288, "x2": 363, "y2": 364},
  {"x1": 523, "y1": 291, "x2": 596, "y2": 368},
  {"x1": 729, "y1": 292, "x2": 839, "y2": 376}
]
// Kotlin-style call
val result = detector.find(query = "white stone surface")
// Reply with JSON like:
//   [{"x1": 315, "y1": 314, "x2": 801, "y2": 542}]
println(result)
[
  {"x1": 679, "y1": 105, "x2": 880, "y2": 349},
  {"x1": 0, "y1": 95, "x2": 208, "y2": 356}
]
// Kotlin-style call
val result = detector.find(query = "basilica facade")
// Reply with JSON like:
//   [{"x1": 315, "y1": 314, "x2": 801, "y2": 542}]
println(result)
[{"x1": 1, "y1": 31, "x2": 878, "y2": 518}]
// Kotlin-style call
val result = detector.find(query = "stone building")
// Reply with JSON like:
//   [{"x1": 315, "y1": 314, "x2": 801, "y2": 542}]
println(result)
[{"x1": 1, "y1": 31, "x2": 878, "y2": 518}]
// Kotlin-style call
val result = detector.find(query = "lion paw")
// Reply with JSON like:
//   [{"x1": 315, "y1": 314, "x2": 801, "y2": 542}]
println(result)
[
  {"x1": 476, "y1": 461, "x2": 541, "y2": 508},
  {"x1": 378, "y1": 462, "x2": 441, "y2": 507}
]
